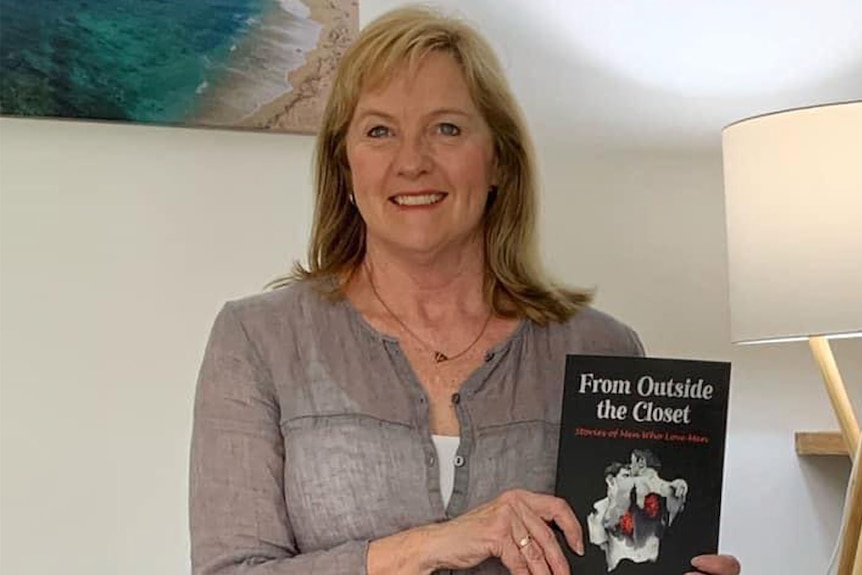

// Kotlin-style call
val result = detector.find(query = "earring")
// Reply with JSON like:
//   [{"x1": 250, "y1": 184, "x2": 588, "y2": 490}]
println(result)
[{"x1": 348, "y1": 193, "x2": 355, "y2": 205}]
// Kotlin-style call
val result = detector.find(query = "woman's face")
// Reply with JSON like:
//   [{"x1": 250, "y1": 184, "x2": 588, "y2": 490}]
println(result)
[{"x1": 345, "y1": 51, "x2": 497, "y2": 260}]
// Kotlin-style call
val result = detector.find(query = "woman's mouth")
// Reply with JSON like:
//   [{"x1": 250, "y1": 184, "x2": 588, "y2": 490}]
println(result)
[{"x1": 390, "y1": 192, "x2": 447, "y2": 207}]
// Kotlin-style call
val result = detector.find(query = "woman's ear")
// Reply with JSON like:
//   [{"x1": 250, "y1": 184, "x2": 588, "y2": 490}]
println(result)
[{"x1": 485, "y1": 185, "x2": 498, "y2": 210}]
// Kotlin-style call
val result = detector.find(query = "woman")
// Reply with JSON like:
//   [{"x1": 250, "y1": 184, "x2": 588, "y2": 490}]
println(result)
[{"x1": 190, "y1": 7, "x2": 741, "y2": 575}]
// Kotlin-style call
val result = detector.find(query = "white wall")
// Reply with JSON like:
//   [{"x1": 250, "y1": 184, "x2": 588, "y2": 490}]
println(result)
[
  {"x1": 0, "y1": 118, "x2": 315, "y2": 574},
  {"x1": 2, "y1": 6, "x2": 861, "y2": 575}
]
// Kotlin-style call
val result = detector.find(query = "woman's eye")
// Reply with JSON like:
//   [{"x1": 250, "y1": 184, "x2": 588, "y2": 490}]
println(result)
[
  {"x1": 437, "y1": 122, "x2": 461, "y2": 136},
  {"x1": 367, "y1": 125, "x2": 391, "y2": 138}
]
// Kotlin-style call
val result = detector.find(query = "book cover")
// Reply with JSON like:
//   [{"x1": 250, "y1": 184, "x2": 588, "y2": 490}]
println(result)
[{"x1": 554, "y1": 355, "x2": 731, "y2": 574}]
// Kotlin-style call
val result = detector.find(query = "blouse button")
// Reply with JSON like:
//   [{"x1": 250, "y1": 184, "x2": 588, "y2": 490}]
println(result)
[
  {"x1": 485, "y1": 351, "x2": 495, "y2": 362},
  {"x1": 451, "y1": 393, "x2": 461, "y2": 405},
  {"x1": 428, "y1": 454, "x2": 436, "y2": 467},
  {"x1": 453, "y1": 455, "x2": 465, "y2": 468}
]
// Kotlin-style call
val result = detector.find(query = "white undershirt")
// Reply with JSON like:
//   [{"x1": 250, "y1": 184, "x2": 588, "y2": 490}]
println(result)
[{"x1": 431, "y1": 434, "x2": 461, "y2": 508}]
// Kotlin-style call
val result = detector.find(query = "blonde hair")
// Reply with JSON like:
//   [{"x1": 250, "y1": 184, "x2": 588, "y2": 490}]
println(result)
[{"x1": 278, "y1": 6, "x2": 591, "y2": 324}]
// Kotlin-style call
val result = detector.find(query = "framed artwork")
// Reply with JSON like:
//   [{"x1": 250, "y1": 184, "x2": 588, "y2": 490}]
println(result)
[{"x1": 0, "y1": 0, "x2": 358, "y2": 134}]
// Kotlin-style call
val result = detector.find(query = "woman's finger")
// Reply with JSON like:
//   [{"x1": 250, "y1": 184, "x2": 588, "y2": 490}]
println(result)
[
  {"x1": 523, "y1": 491, "x2": 584, "y2": 556},
  {"x1": 500, "y1": 531, "x2": 550, "y2": 575},
  {"x1": 509, "y1": 514, "x2": 552, "y2": 575},
  {"x1": 499, "y1": 537, "x2": 532, "y2": 575},
  {"x1": 516, "y1": 535, "x2": 552, "y2": 575},
  {"x1": 515, "y1": 499, "x2": 571, "y2": 575},
  {"x1": 688, "y1": 554, "x2": 741, "y2": 575}
]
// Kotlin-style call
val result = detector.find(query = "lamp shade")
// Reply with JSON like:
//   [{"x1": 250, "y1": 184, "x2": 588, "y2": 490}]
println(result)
[{"x1": 722, "y1": 101, "x2": 862, "y2": 344}]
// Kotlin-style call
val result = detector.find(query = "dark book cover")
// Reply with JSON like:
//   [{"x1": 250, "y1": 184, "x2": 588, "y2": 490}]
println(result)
[{"x1": 554, "y1": 355, "x2": 731, "y2": 574}]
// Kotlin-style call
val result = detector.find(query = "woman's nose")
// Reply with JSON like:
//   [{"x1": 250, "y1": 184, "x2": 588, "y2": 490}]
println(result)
[{"x1": 394, "y1": 133, "x2": 431, "y2": 178}]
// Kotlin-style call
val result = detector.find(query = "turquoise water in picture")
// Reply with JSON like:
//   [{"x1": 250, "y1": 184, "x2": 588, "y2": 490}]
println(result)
[{"x1": 0, "y1": 0, "x2": 319, "y2": 125}]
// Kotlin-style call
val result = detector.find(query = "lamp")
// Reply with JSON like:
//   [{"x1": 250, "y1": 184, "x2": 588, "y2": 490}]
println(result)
[{"x1": 721, "y1": 100, "x2": 862, "y2": 575}]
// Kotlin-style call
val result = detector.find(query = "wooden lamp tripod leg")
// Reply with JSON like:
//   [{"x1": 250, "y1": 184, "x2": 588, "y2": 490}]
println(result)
[
  {"x1": 809, "y1": 336, "x2": 862, "y2": 575},
  {"x1": 840, "y1": 438, "x2": 862, "y2": 575}
]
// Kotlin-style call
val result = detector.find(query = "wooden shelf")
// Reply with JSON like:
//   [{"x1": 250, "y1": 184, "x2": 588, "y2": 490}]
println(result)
[{"x1": 796, "y1": 431, "x2": 850, "y2": 456}]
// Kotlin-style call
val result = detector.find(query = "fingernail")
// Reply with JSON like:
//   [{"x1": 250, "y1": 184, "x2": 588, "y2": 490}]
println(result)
[
  {"x1": 691, "y1": 555, "x2": 707, "y2": 567},
  {"x1": 576, "y1": 540, "x2": 585, "y2": 556}
]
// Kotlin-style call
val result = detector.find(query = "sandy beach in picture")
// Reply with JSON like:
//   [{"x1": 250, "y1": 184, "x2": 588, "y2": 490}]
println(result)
[{"x1": 195, "y1": 0, "x2": 358, "y2": 134}]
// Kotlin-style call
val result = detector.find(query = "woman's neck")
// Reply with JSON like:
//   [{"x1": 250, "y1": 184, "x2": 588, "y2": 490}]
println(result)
[{"x1": 360, "y1": 239, "x2": 488, "y2": 325}]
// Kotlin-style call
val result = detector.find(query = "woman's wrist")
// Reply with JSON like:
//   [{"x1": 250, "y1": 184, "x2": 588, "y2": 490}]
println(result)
[
  {"x1": 408, "y1": 524, "x2": 445, "y2": 575},
  {"x1": 367, "y1": 523, "x2": 443, "y2": 575}
]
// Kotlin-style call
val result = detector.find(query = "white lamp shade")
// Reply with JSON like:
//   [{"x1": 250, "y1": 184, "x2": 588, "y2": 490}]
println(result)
[{"x1": 722, "y1": 101, "x2": 862, "y2": 344}]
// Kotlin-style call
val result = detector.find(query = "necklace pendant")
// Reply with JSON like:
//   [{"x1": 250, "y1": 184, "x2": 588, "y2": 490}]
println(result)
[{"x1": 434, "y1": 351, "x2": 449, "y2": 363}]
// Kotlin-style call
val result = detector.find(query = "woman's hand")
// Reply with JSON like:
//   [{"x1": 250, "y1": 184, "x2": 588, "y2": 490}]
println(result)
[
  {"x1": 686, "y1": 554, "x2": 742, "y2": 575},
  {"x1": 417, "y1": 489, "x2": 583, "y2": 575}
]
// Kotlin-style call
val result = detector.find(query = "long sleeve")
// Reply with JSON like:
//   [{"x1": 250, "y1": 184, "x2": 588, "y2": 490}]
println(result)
[
  {"x1": 189, "y1": 303, "x2": 370, "y2": 575},
  {"x1": 624, "y1": 324, "x2": 646, "y2": 357}
]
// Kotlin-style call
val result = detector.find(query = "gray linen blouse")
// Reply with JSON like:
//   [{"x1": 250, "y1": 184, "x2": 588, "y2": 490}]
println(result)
[{"x1": 189, "y1": 280, "x2": 644, "y2": 574}]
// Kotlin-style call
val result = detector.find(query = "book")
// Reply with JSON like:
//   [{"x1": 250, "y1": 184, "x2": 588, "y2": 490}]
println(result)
[{"x1": 554, "y1": 355, "x2": 731, "y2": 574}]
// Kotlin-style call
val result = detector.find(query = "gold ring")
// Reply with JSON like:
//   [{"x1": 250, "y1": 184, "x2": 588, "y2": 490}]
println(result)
[{"x1": 518, "y1": 534, "x2": 532, "y2": 548}]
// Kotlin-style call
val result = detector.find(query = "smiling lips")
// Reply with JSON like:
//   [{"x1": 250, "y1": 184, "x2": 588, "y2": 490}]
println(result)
[{"x1": 390, "y1": 192, "x2": 447, "y2": 207}]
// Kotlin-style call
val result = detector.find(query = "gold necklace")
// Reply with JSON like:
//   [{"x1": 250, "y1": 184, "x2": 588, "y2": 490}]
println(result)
[{"x1": 365, "y1": 262, "x2": 493, "y2": 364}]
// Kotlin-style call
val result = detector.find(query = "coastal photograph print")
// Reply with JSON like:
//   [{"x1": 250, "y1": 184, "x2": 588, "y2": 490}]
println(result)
[{"x1": 0, "y1": 0, "x2": 358, "y2": 134}]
